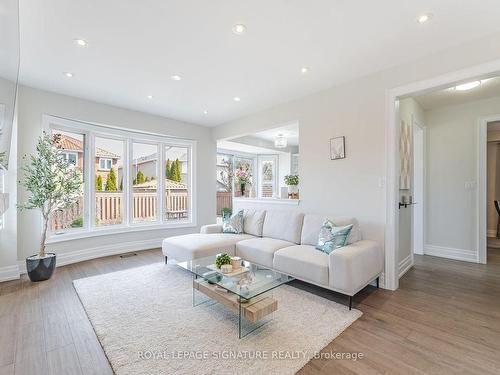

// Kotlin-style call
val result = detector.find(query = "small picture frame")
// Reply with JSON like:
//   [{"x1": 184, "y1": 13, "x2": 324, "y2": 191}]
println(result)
[{"x1": 330, "y1": 136, "x2": 345, "y2": 160}]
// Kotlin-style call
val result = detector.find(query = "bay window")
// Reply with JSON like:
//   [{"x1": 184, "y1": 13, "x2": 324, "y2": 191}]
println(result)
[{"x1": 45, "y1": 115, "x2": 195, "y2": 238}]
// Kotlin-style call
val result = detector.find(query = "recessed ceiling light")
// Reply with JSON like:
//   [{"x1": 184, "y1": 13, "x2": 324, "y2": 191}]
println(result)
[
  {"x1": 203, "y1": 110, "x2": 209, "y2": 115},
  {"x1": 301, "y1": 66, "x2": 310, "y2": 74},
  {"x1": 147, "y1": 95, "x2": 153, "y2": 99},
  {"x1": 417, "y1": 13, "x2": 433, "y2": 24},
  {"x1": 232, "y1": 24, "x2": 247, "y2": 35},
  {"x1": 73, "y1": 38, "x2": 88, "y2": 47},
  {"x1": 170, "y1": 75, "x2": 182, "y2": 81},
  {"x1": 453, "y1": 81, "x2": 481, "y2": 91},
  {"x1": 233, "y1": 97, "x2": 241, "y2": 102},
  {"x1": 64, "y1": 72, "x2": 74, "y2": 78}
]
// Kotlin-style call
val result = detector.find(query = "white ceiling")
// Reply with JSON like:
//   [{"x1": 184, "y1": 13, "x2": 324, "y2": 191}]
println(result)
[
  {"x1": 413, "y1": 76, "x2": 500, "y2": 110},
  {"x1": 19, "y1": 0, "x2": 500, "y2": 127},
  {"x1": 252, "y1": 123, "x2": 299, "y2": 147}
]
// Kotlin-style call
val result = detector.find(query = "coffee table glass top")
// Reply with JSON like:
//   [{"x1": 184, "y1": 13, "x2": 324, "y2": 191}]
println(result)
[{"x1": 177, "y1": 255, "x2": 293, "y2": 300}]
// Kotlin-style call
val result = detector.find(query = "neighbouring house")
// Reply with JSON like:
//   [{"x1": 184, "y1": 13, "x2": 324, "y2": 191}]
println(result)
[
  {"x1": 122, "y1": 150, "x2": 188, "y2": 185},
  {"x1": 55, "y1": 134, "x2": 120, "y2": 189}
]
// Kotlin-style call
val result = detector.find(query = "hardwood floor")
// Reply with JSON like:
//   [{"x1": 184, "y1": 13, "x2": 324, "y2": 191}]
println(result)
[{"x1": 1, "y1": 248, "x2": 499, "y2": 374}]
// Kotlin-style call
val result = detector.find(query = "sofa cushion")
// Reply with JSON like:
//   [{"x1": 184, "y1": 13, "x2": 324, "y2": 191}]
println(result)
[
  {"x1": 316, "y1": 221, "x2": 353, "y2": 254},
  {"x1": 222, "y1": 210, "x2": 244, "y2": 234},
  {"x1": 262, "y1": 211, "x2": 304, "y2": 244},
  {"x1": 243, "y1": 210, "x2": 266, "y2": 237},
  {"x1": 235, "y1": 238, "x2": 294, "y2": 268},
  {"x1": 301, "y1": 214, "x2": 360, "y2": 246},
  {"x1": 273, "y1": 245, "x2": 329, "y2": 286},
  {"x1": 162, "y1": 233, "x2": 254, "y2": 262}
]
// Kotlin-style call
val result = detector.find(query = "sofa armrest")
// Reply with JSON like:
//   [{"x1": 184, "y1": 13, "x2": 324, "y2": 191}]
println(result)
[
  {"x1": 328, "y1": 240, "x2": 383, "y2": 295},
  {"x1": 200, "y1": 224, "x2": 223, "y2": 234}
]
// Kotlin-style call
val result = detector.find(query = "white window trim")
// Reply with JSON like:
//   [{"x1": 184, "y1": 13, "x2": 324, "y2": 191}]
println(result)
[
  {"x1": 42, "y1": 114, "x2": 197, "y2": 243},
  {"x1": 257, "y1": 155, "x2": 279, "y2": 198},
  {"x1": 98, "y1": 157, "x2": 112, "y2": 171},
  {"x1": 61, "y1": 151, "x2": 78, "y2": 165}
]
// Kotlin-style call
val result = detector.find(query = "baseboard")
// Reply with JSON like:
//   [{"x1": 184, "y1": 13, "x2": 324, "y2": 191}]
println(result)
[
  {"x1": 424, "y1": 245, "x2": 477, "y2": 263},
  {"x1": 487, "y1": 229, "x2": 497, "y2": 238},
  {"x1": 18, "y1": 238, "x2": 163, "y2": 274},
  {"x1": 0, "y1": 264, "x2": 20, "y2": 282},
  {"x1": 398, "y1": 254, "x2": 413, "y2": 278}
]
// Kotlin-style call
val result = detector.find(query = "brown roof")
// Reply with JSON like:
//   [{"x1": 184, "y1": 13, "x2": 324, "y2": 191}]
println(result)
[{"x1": 56, "y1": 134, "x2": 119, "y2": 159}]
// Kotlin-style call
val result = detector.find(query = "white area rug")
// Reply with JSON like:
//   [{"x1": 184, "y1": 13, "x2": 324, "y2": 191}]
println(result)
[{"x1": 73, "y1": 263, "x2": 361, "y2": 375}]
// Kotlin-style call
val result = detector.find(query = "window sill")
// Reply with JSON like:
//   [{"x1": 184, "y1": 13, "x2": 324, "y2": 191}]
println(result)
[
  {"x1": 46, "y1": 221, "x2": 196, "y2": 244},
  {"x1": 233, "y1": 198, "x2": 300, "y2": 206}
]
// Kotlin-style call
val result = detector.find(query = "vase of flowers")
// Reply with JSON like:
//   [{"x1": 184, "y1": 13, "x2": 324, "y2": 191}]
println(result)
[
  {"x1": 284, "y1": 175, "x2": 299, "y2": 195},
  {"x1": 235, "y1": 165, "x2": 251, "y2": 197}
]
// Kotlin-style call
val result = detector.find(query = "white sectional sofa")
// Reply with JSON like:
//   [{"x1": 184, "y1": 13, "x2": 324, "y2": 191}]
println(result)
[{"x1": 162, "y1": 210, "x2": 383, "y2": 309}]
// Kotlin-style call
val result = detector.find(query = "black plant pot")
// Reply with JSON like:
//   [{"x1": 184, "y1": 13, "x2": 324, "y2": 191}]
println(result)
[{"x1": 26, "y1": 253, "x2": 56, "y2": 282}]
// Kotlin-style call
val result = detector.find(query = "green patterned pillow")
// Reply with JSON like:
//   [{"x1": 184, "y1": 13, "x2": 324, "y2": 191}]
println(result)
[
  {"x1": 315, "y1": 220, "x2": 353, "y2": 254},
  {"x1": 222, "y1": 210, "x2": 244, "y2": 234}
]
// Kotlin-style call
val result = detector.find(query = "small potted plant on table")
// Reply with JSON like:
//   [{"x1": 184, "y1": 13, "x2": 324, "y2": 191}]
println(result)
[{"x1": 18, "y1": 133, "x2": 83, "y2": 282}]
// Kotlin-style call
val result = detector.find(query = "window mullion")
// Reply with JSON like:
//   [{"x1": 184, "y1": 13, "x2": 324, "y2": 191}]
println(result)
[
  {"x1": 158, "y1": 143, "x2": 165, "y2": 223},
  {"x1": 87, "y1": 133, "x2": 95, "y2": 231}
]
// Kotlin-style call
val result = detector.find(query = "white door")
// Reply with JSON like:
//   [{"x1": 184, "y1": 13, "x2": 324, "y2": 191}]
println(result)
[{"x1": 412, "y1": 120, "x2": 425, "y2": 255}]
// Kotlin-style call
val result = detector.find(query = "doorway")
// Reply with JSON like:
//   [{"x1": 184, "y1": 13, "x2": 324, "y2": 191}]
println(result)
[{"x1": 412, "y1": 118, "x2": 425, "y2": 256}]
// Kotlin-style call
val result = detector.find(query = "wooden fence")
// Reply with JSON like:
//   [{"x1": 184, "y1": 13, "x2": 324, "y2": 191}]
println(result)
[
  {"x1": 51, "y1": 191, "x2": 189, "y2": 230},
  {"x1": 216, "y1": 191, "x2": 232, "y2": 216}
]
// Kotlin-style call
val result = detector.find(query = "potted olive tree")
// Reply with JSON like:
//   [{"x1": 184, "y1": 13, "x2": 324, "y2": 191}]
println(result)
[{"x1": 18, "y1": 133, "x2": 82, "y2": 282}]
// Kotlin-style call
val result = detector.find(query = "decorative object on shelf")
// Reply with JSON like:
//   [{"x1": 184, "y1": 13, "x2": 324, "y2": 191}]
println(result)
[
  {"x1": 274, "y1": 133, "x2": 287, "y2": 148},
  {"x1": 221, "y1": 264, "x2": 233, "y2": 273},
  {"x1": 231, "y1": 256, "x2": 242, "y2": 270},
  {"x1": 400, "y1": 120, "x2": 411, "y2": 189},
  {"x1": 215, "y1": 253, "x2": 232, "y2": 269},
  {"x1": 284, "y1": 174, "x2": 299, "y2": 199},
  {"x1": 235, "y1": 164, "x2": 252, "y2": 197},
  {"x1": 17, "y1": 133, "x2": 83, "y2": 282},
  {"x1": 330, "y1": 136, "x2": 346, "y2": 160}
]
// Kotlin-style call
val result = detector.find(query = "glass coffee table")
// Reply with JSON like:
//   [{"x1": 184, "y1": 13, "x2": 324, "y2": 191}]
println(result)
[{"x1": 177, "y1": 255, "x2": 294, "y2": 338}]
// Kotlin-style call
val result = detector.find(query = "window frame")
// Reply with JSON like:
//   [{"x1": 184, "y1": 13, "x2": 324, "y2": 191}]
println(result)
[
  {"x1": 257, "y1": 154, "x2": 279, "y2": 198},
  {"x1": 98, "y1": 157, "x2": 112, "y2": 171},
  {"x1": 43, "y1": 115, "x2": 197, "y2": 242},
  {"x1": 61, "y1": 151, "x2": 78, "y2": 166}
]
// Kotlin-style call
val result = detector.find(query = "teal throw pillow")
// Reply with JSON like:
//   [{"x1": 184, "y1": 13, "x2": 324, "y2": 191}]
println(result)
[
  {"x1": 222, "y1": 210, "x2": 244, "y2": 234},
  {"x1": 315, "y1": 220, "x2": 353, "y2": 254}
]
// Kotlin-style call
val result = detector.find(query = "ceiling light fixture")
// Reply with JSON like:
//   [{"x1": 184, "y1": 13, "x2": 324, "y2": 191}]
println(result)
[
  {"x1": 301, "y1": 66, "x2": 310, "y2": 74},
  {"x1": 417, "y1": 13, "x2": 433, "y2": 24},
  {"x1": 274, "y1": 134, "x2": 287, "y2": 148},
  {"x1": 147, "y1": 95, "x2": 153, "y2": 99},
  {"x1": 63, "y1": 72, "x2": 74, "y2": 78},
  {"x1": 452, "y1": 81, "x2": 481, "y2": 91},
  {"x1": 203, "y1": 110, "x2": 209, "y2": 115},
  {"x1": 232, "y1": 24, "x2": 247, "y2": 35},
  {"x1": 170, "y1": 75, "x2": 182, "y2": 81},
  {"x1": 73, "y1": 38, "x2": 88, "y2": 47},
  {"x1": 233, "y1": 97, "x2": 241, "y2": 102}
]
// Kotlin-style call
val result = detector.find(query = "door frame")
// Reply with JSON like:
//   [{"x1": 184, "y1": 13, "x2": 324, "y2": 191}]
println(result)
[
  {"x1": 412, "y1": 117, "x2": 426, "y2": 257},
  {"x1": 477, "y1": 114, "x2": 500, "y2": 264},
  {"x1": 385, "y1": 59, "x2": 500, "y2": 291}
]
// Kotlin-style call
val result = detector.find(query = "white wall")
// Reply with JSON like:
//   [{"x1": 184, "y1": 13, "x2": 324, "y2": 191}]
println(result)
[
  {"x1": 425, "y1": 96, "x2": 500, "y2": 258},
  {"x1": 398, "y1": 98, "x2": 425, "y2": 266},
  {"x1": 16, "y1": 86, "x2": 216, "y2": 263},
  {"x1": 213, "y1": 31, "x2": 500, "y2": 271},
  {"x1": 0, "y1": 97, "x2": 18, "y2": 281}
]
